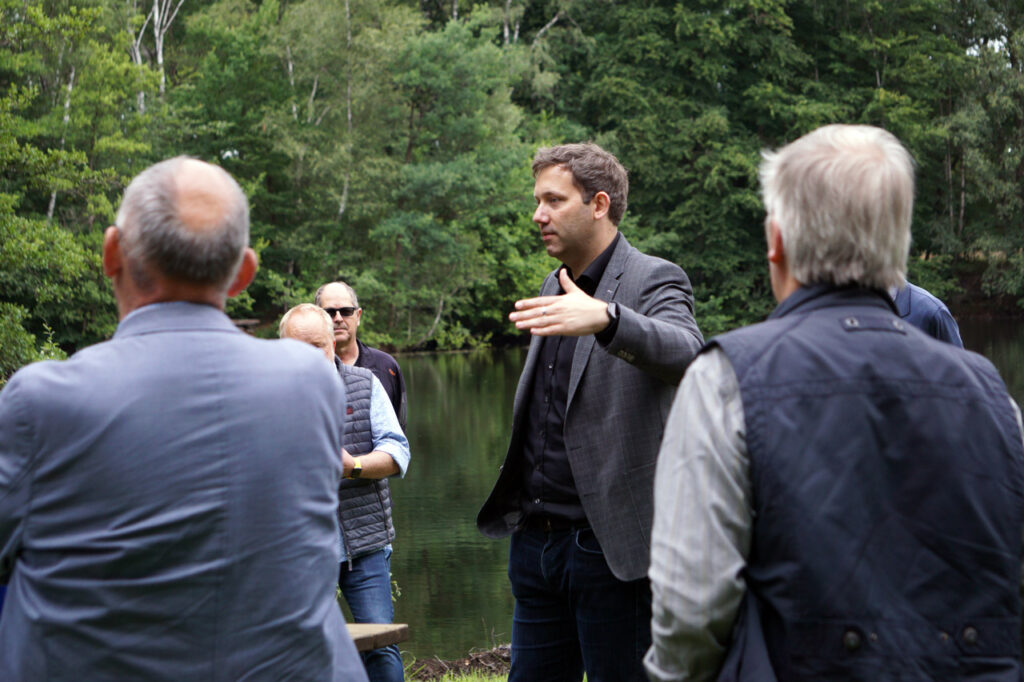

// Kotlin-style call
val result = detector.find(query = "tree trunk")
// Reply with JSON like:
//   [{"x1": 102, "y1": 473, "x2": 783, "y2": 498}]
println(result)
[
  {"x1": 128, "y1": 0, "x2": 152, "y2": 113},
  {"x1": 286, "y1": 45, "x2": 298, "y2": 120},
  {"x1": 47, "y1": 65, "x2": 76, "y2": 224},
  {"x1": 957, "y1": 151, "x2": 966, "y2": 239},
  {"x1": 339, "y1": 0, "x2": 352, "y2": 218},
  {"x1": 153, "y1": 0, "x2": 187, "y2": 98}
]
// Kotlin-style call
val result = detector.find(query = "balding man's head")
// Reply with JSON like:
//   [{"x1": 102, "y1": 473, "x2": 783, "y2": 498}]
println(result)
[
  {"x1": 116, "y1": 157, "x2": 250, "y2": 291},
  {"x1": 279, "y1": 304, "x2": 336, "y2": 361}
]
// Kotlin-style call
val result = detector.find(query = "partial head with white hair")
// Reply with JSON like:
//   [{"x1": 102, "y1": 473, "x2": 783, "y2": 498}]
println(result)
[
  {"x1": 279, "y1": 303, "x2": 336, "y2": 362},
  {"x1": 759, "y1": 124, "x2": 914, "y2": 301}
]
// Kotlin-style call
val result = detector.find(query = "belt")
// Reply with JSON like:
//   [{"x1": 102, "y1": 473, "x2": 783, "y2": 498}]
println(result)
[{"x1": 523, "y1": 515, "x2": 589, "y2": 533}]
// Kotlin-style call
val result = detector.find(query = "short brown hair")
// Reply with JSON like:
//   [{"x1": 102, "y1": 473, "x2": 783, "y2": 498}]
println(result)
[{"x1": 532, "y1": 143, "x2": 629, "y2": 225}]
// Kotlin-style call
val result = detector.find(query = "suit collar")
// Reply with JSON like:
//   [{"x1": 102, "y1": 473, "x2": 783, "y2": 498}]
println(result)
[
  {"x1": 114, "y1": 301, "x2": 240, "y2": 338},
  {"x1": 519, "y1": 234, "x2": 634, "y2": 416},
  {"x1": 567, "y1": 234, "x2": 632, "y2": 404}
]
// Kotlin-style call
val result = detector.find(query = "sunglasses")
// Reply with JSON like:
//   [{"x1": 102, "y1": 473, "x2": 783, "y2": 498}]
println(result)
[{"x1": 323, "y1": 306, "x2": 358, "y2": 318}]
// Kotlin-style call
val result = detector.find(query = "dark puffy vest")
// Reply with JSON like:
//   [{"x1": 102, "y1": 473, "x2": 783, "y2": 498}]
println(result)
[
  {"x1": 712, "y1": 285, "x2": 1024, "y2": 681},
  {"x1": 336, "y1": 363, "x2": 394, "y2": 560}
]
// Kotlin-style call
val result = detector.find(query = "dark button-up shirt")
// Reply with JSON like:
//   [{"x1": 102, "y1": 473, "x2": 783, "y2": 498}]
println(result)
[
  {"x1": 354, "y1": 338, "x2": 408, "y2": 430},
  {"x1": 521, "y1": 233, "x2": 621, "y2": 523}
]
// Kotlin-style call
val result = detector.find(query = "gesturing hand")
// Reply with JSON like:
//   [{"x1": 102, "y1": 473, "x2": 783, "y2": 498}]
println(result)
[{"x1": 509, "y1": 269, "x2": 611, "y2": 337}]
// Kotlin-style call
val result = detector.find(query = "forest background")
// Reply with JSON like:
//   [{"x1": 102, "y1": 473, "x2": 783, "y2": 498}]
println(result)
[{"x1": 3, "y1": 0, "x2": 1024, "y2": 378}]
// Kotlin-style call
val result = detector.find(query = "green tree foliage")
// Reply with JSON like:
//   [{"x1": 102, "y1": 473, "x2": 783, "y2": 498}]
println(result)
[
  {"x1": 3, "y1": 0, "x2": 1024, "y2": 378},
  {"x1": 0, "y1": 0, "x2": 131, "y2": 379}
]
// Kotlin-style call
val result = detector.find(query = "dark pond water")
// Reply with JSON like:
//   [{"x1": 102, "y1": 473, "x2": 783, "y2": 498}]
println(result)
[{"x1": 388, "y1": 317, "x2": 1024, "y2": 663}]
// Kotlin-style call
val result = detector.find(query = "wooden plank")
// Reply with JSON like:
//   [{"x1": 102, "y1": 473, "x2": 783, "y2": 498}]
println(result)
[{"x1": 346, "y1": 623, "x2": 409, "y2": 652}]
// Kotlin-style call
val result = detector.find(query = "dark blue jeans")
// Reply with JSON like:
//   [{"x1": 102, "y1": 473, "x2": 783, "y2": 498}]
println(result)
[
  {"x1": 340, "y1": 547, "x2": 404, "y2": 682},
  {"x1": 508, "y1": 526, "x2": 651, "y2": 682}
]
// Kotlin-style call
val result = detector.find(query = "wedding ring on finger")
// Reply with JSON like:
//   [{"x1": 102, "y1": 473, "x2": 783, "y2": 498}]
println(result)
[{"x1": 541, "y1": 307, "x2": 548, "y2": 316}]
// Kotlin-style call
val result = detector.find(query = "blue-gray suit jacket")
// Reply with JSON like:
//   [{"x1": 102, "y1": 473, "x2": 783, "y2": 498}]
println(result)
[
  {"x1": 0, "y1": 302, "x2": 366, "y2": 681},
  {"x1": 478, "y1": 235, "x2": 704, "y2": 581}
]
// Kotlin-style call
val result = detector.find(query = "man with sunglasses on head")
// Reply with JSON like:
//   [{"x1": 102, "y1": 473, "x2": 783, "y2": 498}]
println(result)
[{"x1": 316, "y1": 282, "x2": 407, "y2": 430}]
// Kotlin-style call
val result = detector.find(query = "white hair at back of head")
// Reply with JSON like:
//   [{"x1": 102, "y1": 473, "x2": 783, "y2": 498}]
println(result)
[
  {"x1": 278, "y1": 303, "x2": 333, "y2": 340},
  {"x1": 759, "y1": 124, "x2": 913, "y2": 291}
]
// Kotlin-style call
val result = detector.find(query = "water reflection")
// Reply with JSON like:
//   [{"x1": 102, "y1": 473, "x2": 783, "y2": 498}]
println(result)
[
  {"x1": 961, "y1": 318, "x2": 1024, "y2": 405},
  {"x1": 390, "y1": 349, "x2": 524, "y2": 662},
  {"x1": 391, "y1": 317, "x2": 1024, "y2": 663}
]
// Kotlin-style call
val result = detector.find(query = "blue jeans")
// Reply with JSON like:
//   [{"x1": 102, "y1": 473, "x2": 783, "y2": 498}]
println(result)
[
  {"x1": 339, "y1": 548, "x2": 404, "y2": 682},
  {"x1": 508, "y1": 526, "x2": 651, "y2": 682}
]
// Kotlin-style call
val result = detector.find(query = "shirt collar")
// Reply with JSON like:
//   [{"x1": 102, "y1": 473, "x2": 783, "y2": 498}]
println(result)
[
  {"x1": 560, "y1": 232, "x2": 621, "y2": 296},
  {"x1": 768, "y1": 283, "x2": 897, "y2": 320}
]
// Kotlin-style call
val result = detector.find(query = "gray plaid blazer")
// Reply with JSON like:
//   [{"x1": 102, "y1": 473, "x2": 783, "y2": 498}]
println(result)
[{"x1": 477, "y1": 235, "x2": 704, "y2": 581}]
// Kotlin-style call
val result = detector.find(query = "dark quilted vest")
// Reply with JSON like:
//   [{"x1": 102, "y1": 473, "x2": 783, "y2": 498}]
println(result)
[
  {"x1": 712, "y1": 285, "x2": 1024, "y2": 681},
  {"x1": 336, "y1": 363, "x2": 394, "y2": 559}
]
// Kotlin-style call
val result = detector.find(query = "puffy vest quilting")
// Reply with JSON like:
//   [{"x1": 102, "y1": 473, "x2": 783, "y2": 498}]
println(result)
[
  {"x1": 711, "y1": 286, "x2": 1024, "y2": 681},
  {"x1": 337, "y1": 364, "x2": 394, "y2": 560}
]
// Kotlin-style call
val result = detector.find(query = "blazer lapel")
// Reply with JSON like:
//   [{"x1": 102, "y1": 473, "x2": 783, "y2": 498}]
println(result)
[{"x1": 566, "y1": 237, "x2": 631, "y2": 407}]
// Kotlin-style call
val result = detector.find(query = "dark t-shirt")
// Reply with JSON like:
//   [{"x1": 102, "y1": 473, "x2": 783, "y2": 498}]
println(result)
[{"x1": 354, "y1": 338, "x2": 407, "y2": 430}]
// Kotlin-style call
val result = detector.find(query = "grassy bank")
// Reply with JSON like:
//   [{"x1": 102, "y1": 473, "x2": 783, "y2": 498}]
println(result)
[{"x1": 406, "y1": 644, "x2": 510, "y2": 681}]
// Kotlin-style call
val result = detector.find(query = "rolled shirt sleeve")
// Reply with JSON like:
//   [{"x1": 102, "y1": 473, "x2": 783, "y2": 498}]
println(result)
[
  {"x1": 645, "y1": 348, "x2": 752, "y2": 682},
  {"x1": 368, "y1": 375, "x2": 410, "y2": 477}
]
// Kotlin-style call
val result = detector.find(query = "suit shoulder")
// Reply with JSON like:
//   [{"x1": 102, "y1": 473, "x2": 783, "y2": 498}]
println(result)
[{"x1": 624, "y1": 247, "x2": 688, "y2": 279}]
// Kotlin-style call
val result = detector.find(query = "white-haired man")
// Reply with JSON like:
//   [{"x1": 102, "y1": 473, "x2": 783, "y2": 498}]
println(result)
[
  {"x1": 646, "y1": 125, "x2": 1024, "y2": 681},
  {"x1": 280, "y1": 303, "x2": 410, "y2": 682},
  {"x1": 0, "y1": 158, "x2": 366, "y2": 680}
]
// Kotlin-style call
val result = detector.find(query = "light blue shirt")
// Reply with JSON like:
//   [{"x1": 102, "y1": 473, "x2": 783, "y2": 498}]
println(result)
[{"x1": 367, "y1": 375, "x2": 410, "y2": 477}]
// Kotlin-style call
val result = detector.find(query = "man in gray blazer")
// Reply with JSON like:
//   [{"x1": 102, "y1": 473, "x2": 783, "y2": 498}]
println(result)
[
  {"x1": 477, "y1": 143, "x2": 704, "y2": 681},
  {"x1": 0, "y1": 157, "x2": 366, "y2": 681}
]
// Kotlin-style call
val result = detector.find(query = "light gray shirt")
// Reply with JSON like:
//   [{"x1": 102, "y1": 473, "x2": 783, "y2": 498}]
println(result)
[
  {"x1": 644, "y1": 347, "x2": 1024, "y2": 682},
  {"x1": 645, "y1": 348, "x2": 749, "y2": 682}
]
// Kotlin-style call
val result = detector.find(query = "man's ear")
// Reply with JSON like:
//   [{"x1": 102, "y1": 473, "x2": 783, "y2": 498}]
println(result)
[
  {"x1": 102, "y1": 226, "x2": 122, "y2": 278},
  {"x1": 590, "y1": 191, "x2": 611, "y2": 221},
  {"x1": 767, "y1": 219, "x2": 786, "y2": 265},
  {"x1": 227, "y1": 247, "x2": 258, "y2": 298}
]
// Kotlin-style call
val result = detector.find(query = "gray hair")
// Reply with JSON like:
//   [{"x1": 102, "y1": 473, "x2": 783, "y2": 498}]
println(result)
[
  {"x1": 759, "y1": 124, "x2": 913, "y2": 290},
  {"x1": 532, "y1": 143, "x2": 629, "y2": 226},
  {"x1": 278, "y1": 303, "x2": 333, "y2": 340},
  {"x1": 314, "y1": 281, "x2": 359, "y2": 308},
  {"x1": 116, "y1": 156, "x2": 250, "y2": 291}
]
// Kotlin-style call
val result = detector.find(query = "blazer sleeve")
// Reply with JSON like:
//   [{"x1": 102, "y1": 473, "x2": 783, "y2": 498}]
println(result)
[
  {"x1": 0, "y1": 374, "x2": 35, "y2": 581},
  {"x1": 600, "y1": 258, "x2": 705, "y2": 385}
]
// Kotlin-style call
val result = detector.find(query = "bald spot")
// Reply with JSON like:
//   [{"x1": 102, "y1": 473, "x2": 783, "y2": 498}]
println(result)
[
  {"x1": 282, "y1": 310, "x2": 335, "y2": 360},
  {"x1": 320, "y1": 282, "x2": 355, "y2": 306},
  {"x1": 175, "y1": 159, "x2": 237, "y2": 234}
]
